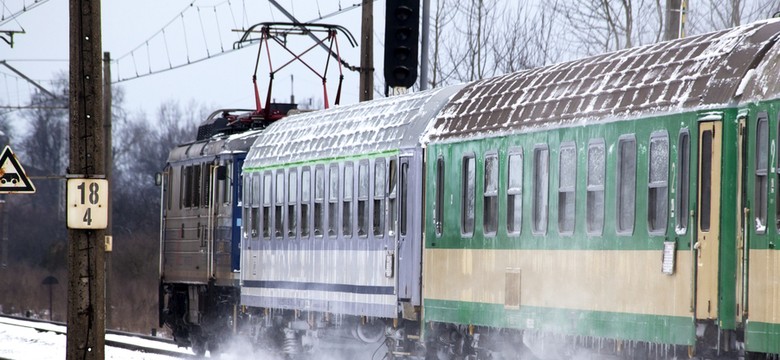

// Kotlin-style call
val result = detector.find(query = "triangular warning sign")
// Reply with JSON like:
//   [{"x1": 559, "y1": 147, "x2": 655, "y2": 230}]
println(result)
[{"x1": 0, "y1": 145, "x2": 35, "y2": 194}]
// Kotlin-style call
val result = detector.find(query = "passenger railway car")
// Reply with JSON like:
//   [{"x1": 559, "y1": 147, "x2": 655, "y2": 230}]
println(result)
[
  {"x1": 421, "y1": 19, "x2": 780, "y2": 358},
  {"x1": 238, "y1": 85, "x2": 462, "y2": 354},
  {"x1": 158, "y1": 107, "x2": 291, "y2": 354}
]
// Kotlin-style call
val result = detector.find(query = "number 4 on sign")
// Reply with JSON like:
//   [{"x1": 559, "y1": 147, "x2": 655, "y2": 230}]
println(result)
[{"x1": 67, "y1": 179, "x2": 108, "y2": 229}]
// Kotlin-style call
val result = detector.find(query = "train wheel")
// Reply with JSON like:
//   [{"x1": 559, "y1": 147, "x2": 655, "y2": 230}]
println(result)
[{"x1": 356, "y1": 319, "x2": 385, "y2": 343}]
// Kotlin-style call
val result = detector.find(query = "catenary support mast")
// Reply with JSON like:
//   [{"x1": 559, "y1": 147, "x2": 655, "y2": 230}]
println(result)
[{"x1": 67, "y1": 0, "x2": 106, "y2": 359}]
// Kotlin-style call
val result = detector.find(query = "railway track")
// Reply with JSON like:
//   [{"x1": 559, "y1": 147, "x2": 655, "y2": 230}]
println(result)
[{"x1": 0, "y1": 314, "x2": 198, "y2": 359}]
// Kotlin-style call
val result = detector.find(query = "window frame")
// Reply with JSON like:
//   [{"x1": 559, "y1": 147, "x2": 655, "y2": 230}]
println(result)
[
  {"x1": 301, "y1": 166, "x2": 311, "y2": 238},
  {"x1": 434, "y1": 155, "x2": 445, "y2": 237},
  {"x1": 506, "y1": 147, "x2": 523, "y2": 236},
  {"x1": 314, "y1": 165, "x2": 325, "y2": 238},
  {"x1": 483, "y1": 151, "x2": 499, "y2": 236},
  {"x1": 343, "y1": 162, "x2": 354, "y2": 238},
  {"x1": 675, "y1": 130, "x2": 690, "y2": 235},
  {"x1": 461, "y1": 153, "x2": 476, "y2": 236},
  {"x1": 288, "y1": 168, "x2": 298, "y2": 238},
  {"x1": 755, "y1": 113, "x2": 769, "y2": 234},
  {"x1": 558, "y1": 141, "x2": 577, "y2": 236},
  {"x1": 274, "y1": 170, "x2": 285, "y2": 239},
  {"x1": 262, "y1": 171, "x2": 272, "y2": 239},
  {"x1": 647, "y1": 131, "x2": 669, "y2": 235},
  {"x1": 586, "y1": 139, "x2": 606, "y2": 236},
  {"x1": 328, "y1": 163, "x2": 340, "y2": 238},
  {"x1": 373, "y1": 158, "x2": 386, "y2": 238},
  {"x1": 358, "y1": 160, "x2": 370, "y2": 237}
]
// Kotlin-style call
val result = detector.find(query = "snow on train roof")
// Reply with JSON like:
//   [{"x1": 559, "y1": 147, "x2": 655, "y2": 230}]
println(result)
[
  {"x1": 167, "y1": 127, "x2": 264, "y2": 163},
  {"x1": 243, "y1": 85, "x2": 463, "y2": 169},
  {"x1": 428, "y1": 19, "x2": 780, "y2": 142}
]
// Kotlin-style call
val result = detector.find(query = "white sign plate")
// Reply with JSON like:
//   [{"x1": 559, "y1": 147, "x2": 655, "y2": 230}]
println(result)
[{"x1": 66, "y1": 178, "x2": 108, "y2": 229}]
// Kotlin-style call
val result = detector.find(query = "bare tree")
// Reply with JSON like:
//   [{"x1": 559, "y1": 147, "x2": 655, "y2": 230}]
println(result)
[
  {"x1": 561, "y1": 0, "x2": 663, "y2": 56},
  {"x1": 688, "y1": 0, "x2": 780, "y2": 34}
]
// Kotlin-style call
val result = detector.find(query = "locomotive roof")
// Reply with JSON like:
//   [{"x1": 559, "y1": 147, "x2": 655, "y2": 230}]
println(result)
[
  {"x1": 428, "y1": 19, "x2": 780, "y2": 142},
  {"x1": 243, "y1": 85, "x2": 463, "y2": 169},
  {"x1": 167, "y1": 128, "x2": 264, "y2": 164}
]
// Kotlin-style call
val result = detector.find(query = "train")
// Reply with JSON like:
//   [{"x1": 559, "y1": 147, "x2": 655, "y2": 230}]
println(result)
[{"x1": 159, "y1": 18, "x2": 780, "y2": 358}]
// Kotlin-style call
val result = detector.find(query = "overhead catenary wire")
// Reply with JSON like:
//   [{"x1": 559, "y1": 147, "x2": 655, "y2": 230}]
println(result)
[{"x1": 112, "y1": 1, "x2": 369, "y2": 83}]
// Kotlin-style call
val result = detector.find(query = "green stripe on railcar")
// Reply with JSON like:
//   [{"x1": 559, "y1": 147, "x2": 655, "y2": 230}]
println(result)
[{"x1": 424, "y1": 299, "x2": 694, "y2": 346}]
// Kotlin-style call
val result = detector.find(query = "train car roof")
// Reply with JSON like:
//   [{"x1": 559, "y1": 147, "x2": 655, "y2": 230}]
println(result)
[
  {"x1": 427, "y1": 19, "x2": 780, "y2": 142},
  {"x1": 243, "y1": 84, "x2": 463, "y2": 170},
  {"x1": 167, "y1": 128, "x2": 264, "y2": 164}
]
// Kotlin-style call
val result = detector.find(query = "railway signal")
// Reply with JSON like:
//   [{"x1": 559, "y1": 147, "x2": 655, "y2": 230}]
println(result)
[{"x1": 384, "y1": 0, "x2": 420, "y2": 88}]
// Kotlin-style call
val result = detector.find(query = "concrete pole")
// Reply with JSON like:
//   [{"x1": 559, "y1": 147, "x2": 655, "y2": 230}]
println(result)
[
  {"x1": 67, "y1": 0, "x2": 105, "y2": 359},
  {"x1": 359, "y1": 0, "x2": 374, "y2": 101}
]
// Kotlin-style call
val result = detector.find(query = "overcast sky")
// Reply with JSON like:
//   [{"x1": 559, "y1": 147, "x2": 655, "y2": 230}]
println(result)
[{"x1": 1, "y1": 0, "x2": 381, "y2": 120}]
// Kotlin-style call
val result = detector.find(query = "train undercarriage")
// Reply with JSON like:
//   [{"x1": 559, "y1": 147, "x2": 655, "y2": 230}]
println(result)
[{"x1": 158, "y1": 281, "x2": 240, "y2": 356}]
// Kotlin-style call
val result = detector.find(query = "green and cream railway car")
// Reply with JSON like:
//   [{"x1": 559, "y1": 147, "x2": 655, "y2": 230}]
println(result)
[{"x1": 421, "y1": 19, "x2": 780, "y2": 358}]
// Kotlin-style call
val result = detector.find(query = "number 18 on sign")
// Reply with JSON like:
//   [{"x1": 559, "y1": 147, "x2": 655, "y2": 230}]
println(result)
[{"x1": 67, "y1": 179, "x2": 108, "y2": 229}]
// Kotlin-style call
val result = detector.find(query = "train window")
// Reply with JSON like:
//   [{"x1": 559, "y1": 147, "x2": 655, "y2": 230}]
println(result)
[
  {"x1": 275, "y1": 171, "x2": 285, "y2": 238},
  {"x1": 462, "y1": 154, "x2": 476, "y2": 235},
  {"x1": 648, "y1": 132, "x2": 669, "y2": 235},
  {"x1": 314, "y1": 166, "x2": 325, "y2": 237},
  {"x1": 676, "y1": 130, "x2": 690, "y2": 234},
  {"x1": 329, "y1": 164, "x2": 339, "y2": 238},
  {"x1": 193, "y1": 164, "x2": 201, "y2": 207},
  {"x1": 166, "y1": 170, "x2": 173, "y2": 211},
  {"x1": 435, "y1": 156, "x2": 445, "y2": 236},
  {"x1": 616, "y1": 135, "x2": 637, "y2": 235},
  {"x1": 301, "y1": 168, "x2": 311, "y2": 238},
  {"x1": 400, "y1": 161, "x2": 409, "y2": 236},
  {"x1": 288, "y1": 170, "x2": 298, "y2": 238},
  {"x1": 532, "y1": 145, "x2": 549, "y2": 235},
  {"x1": 262, "y1": 172, "x2": 272, "y2": 239},
  {"x1": 358, "y1": 161, "x2": 369, "y2": 237},
  {"x1": 182, "y1": 166, "x2": 191, "y2": 208},
  {"x1": 507, "y1": 148, "x2": 523, "y2": 235},
  {"x1": 777, "y1": 115, "x2": 780, "y2": 232},
  {"x1": 201, "y1": 163, "x2": 211, "y2": 207},
  {"x1": 558, "y1": 142, "x2": 576, "y2": 235},
  {"x1": 700, "y1": 131, "x2": 713, "y2": 232},
  {"x1": 484, "y1": 153, "x2": 499, "y2": 236},
  {"x1": 222, "y1": 161, "x2": 232, "y2": 205},
  {"x1": 251, "y1": 172, "x2": 261, "y2": 238},
  {"x1": 586, "y1": 139, "x2": 606, "y2": 236},
  {"x1": 756, "y1": 115, "x2": 768, "y2": 233},
  {"x1": 242, "y1": 173, "x2": 250, "y2": 239},
  {"x1": 343, "y1": 163, "x2": 354, "y2": 238},
  {"x1": 374, "y1": 159, "x2": 386, "y2": 238},
  {"x1": 388, "y1": 159, "x2": 398, "y2": 236}
]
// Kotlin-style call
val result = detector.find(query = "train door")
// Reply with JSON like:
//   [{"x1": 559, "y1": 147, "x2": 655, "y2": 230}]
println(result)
[
  {"x1": 395, "y1": 152, "x2": 423, "y2": 305},
  {"x1": 696, "y1": 120, "x2": 723, "y2": 320}
]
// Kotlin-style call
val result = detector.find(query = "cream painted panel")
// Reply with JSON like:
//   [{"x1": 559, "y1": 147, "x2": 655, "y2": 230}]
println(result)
[{"x1": 424, "y1": 249, "x2": 693, "y2": 317}]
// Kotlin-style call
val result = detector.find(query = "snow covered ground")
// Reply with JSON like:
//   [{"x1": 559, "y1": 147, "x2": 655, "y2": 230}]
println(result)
[
  {"x1": 0, "y1": 317, "x2": 191, "y2": 360},
  {"x1": 0, "y1": 316, "x2": 383, "y2": 360}
]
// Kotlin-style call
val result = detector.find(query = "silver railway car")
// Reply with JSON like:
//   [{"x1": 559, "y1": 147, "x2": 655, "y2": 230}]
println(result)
[{"x1": 239, "y1": 85, "x2": 462, "y2": 353}]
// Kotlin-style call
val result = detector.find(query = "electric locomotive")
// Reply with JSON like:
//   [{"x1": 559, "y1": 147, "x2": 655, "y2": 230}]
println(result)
[{"x1": 157, "y1": 105, "x2": 293, "y2": 354}]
